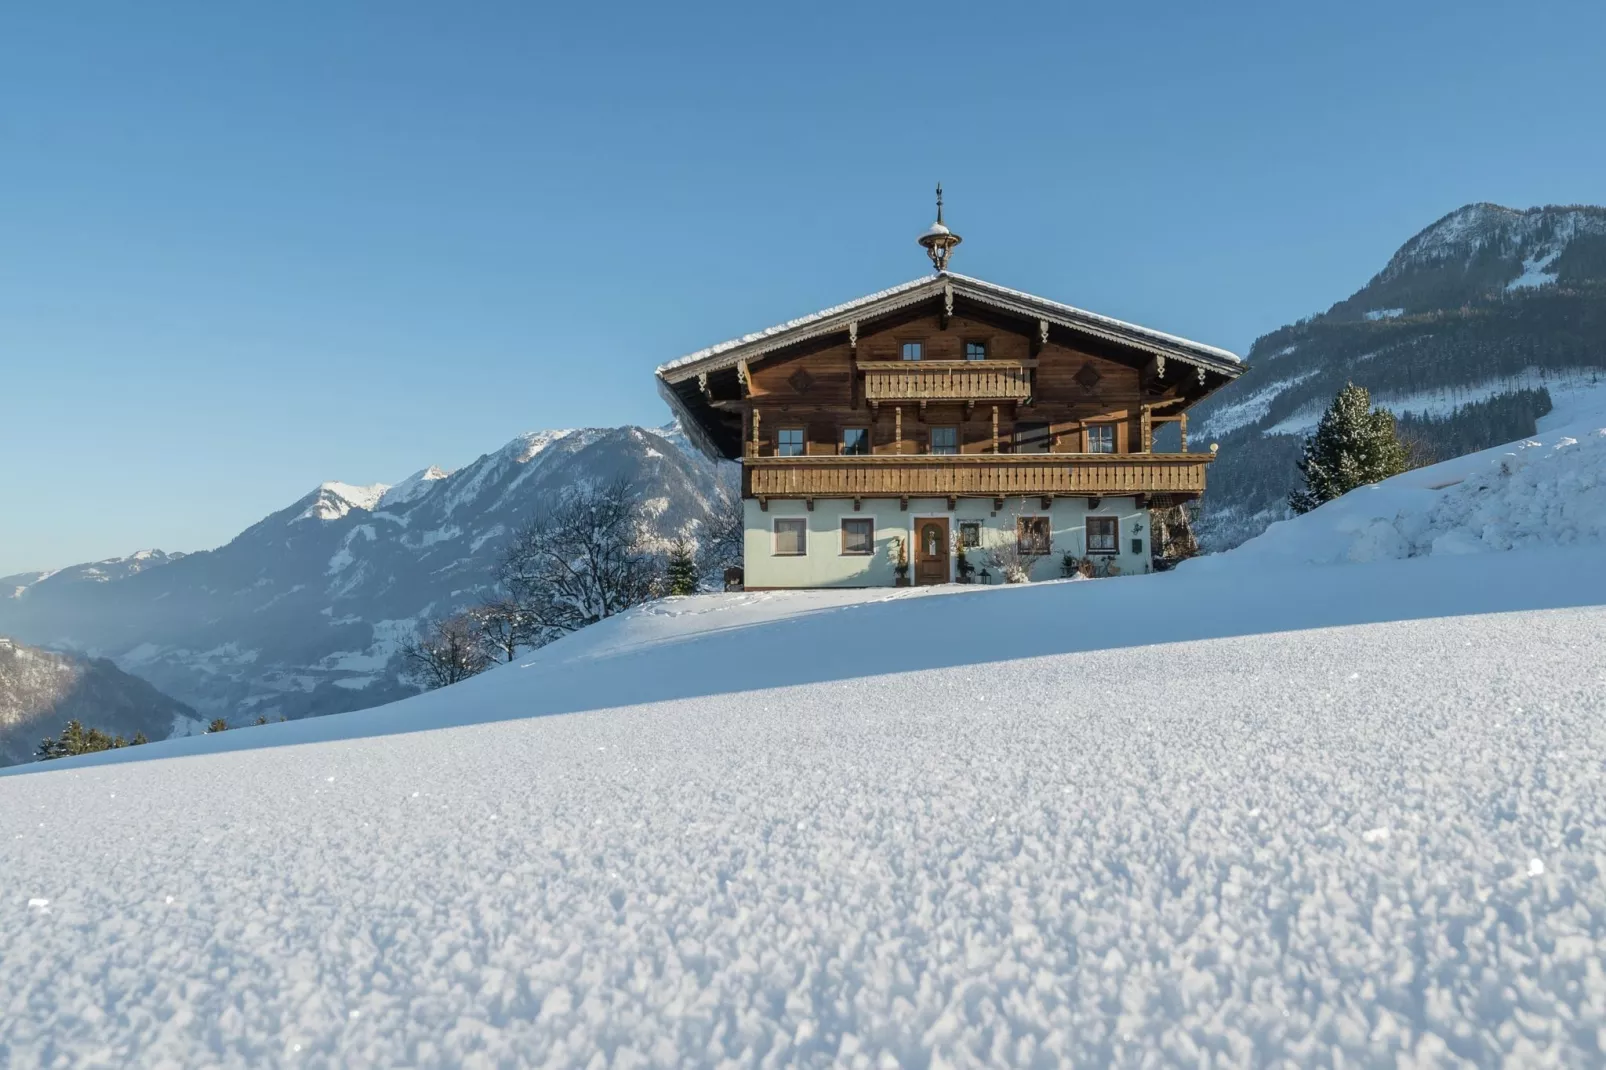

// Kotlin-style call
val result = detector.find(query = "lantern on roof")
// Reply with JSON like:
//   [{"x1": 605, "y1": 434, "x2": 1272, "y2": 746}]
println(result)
[{"x1": 917, "y1": 183, "x2": 962, "y2": 273}]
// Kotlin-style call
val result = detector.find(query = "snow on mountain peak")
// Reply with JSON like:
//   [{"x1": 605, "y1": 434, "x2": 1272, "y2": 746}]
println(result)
[
  {"x1": 502, "y1": 429, "x2": 578, "y2": 464},
  {"x1": 295, "y1": 482, "x2": 391, "y2": 523},
  {"x1": 377, "y1": 467, "x2": 449, "y2": 509},
  {"x1": 1385, "y1": 203, "x2": 1606, "y2": 284}
]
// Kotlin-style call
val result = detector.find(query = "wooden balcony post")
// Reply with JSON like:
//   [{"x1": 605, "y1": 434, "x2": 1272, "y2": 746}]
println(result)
[
  {"x1": 991, "y1": 405, "x2": 999, "y2": 454},
  {"x1": 895, "y1": 406, "x2": 903, "y2": 456},
  {"x1": 1180, "y1": 413, "x2": 1188, "y2": 453},
  {"x1": 1140, "y1": 405, "x2": 1153, "y2": 453},
  {"x1": 751, "y1": 408, "x2": 761, "y2": 456}
]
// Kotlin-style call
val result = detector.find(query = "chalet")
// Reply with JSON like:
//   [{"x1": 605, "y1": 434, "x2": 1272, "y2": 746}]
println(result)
[{"x1": 656, "y1": 190, "x2": 1244, "y2": 589}]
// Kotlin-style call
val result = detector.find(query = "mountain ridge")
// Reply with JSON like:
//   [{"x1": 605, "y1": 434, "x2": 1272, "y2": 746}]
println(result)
[
  {"x1": 0, "y1": 422, "x2": 733, "y2": 725},
  {"x1": 1189, "y1": 201, "x2": 1606, "y2": 548}
]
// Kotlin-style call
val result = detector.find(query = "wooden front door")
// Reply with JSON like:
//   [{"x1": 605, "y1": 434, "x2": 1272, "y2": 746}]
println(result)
[{"x1": 914, "y1": 518, "x2": 950, "y2": 586}]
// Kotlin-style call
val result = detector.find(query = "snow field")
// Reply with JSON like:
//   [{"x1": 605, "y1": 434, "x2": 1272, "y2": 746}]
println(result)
[{"x1": 3, "y1": 603, "x2": 1606, "y2": 1067}]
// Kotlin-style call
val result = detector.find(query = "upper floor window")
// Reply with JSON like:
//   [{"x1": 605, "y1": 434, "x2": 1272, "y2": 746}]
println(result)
[
  {"x1": 964, "y1": 341, "x2": 987, "y2": 361},
  {"x1": 958, "y1": 521, "x2": 981, "y2": 549},
  {"x1": 901, "y1": 342, "x2": 923, "y2": 361},
  {"x1": 1087, "y1": 516, "x2": 1119, "y2": 554},
  {"x1": 1013, "y1": 422, "x2": 1051, "y2": 455},
  {"x1": 1086, "y1": 424, "x2": 1115, "y2": 454},
  {"x1": 929, "y1": 427, "x2": 958, "y2": 455},
  {"x1": 840, "y1": 428, "x2": 869, "y2": 456},
  {"x1": 777, "y1": 428, "x2": 806, "y2": 456}
]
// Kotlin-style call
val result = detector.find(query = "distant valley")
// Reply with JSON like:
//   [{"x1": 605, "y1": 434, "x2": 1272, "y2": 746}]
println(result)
[{"x1": 0, "y1": 424, "x2": 732, "y2": 735}]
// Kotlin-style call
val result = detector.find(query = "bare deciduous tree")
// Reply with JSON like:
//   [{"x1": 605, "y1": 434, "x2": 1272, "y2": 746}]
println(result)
[
  {"x1": 696, "y1": 478, "x2": 744, "y2": 581},
  {"x1": 498, "y1": 477, "x2": 659, "y2": 641},
  {"x1": 470, "y1": 597, "x2": 539, "y2": 663},
  {"x1": 401, "y1": 612, "x2": 492, "y2": 690}
]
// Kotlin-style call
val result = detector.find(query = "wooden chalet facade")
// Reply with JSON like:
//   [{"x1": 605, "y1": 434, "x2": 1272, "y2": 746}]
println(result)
[{"x1": 657, "y1": 200, "x2": 1243, "y2": 589}]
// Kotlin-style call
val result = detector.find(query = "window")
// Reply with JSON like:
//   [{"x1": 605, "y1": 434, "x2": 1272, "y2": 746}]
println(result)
[
  {"x1": 777, "y1": 428, "x2": 805, "y2": 457},
  {"x1": 840, "y1": 427, "x2": 869, "y2": 456},
  {"x1": 901, "y1": 342, "x2": 923, "y2": 361},
  {"x1": 1017, "y1": 516, "x2": 1051, "y2": 555},
  {"x1": 1086, "y1": 424, "x2": 1115, "y2": 454},
  {"x1": 1087, "y1": 516, "x2": 1118, "y2": 554},
  {"x1": 841, "y1": 518, "x2": 873, "y2": 555},
  {"x1": 773, "y1": 518, "x2": 807, "y2": 555},
  {"x1": 965, "y1": 341, "x2": 987, "y2": 361},
  {"x1": 929, "y1": 426, "x2": 958, "y2": 455},
  {"x1": 959, "y1": 521, "x2": 981, "y2": 549},
  {"x1": 1013, "y1": 421, "x2": 1050, "y2": 454}
]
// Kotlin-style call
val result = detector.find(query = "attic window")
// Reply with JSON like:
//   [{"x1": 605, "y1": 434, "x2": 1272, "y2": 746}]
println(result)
[
  {"x1": 965, "y1": 341, "x2": 986, "y2": 361},
  {"x1": 901, "y1": 342, "x2": 923, "y2": 361}
]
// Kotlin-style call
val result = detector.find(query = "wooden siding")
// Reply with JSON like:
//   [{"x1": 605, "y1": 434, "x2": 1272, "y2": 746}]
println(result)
[
  {"x1": 747, "y1": 454, "x2": 1211, "y2": 499},
  {"x1": 859, "y1": 360, "x2": 1032, "y2": 404}
]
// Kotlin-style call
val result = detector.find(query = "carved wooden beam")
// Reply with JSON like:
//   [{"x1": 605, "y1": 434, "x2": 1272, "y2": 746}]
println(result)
[
  {"x1": 758, "y1": 496, "x2": 769, "y2": 511},
  {"x1": 940, "y1": 281, "x2": 953, "y2": 330},
  {"x1": 947, "y1": 496, "x2": 957, "y2": 512},
  {"x1": 805, "y1": 497, "x2": 814, "y2": 512},
  {"x1": 900, "y1": 496, "x2": 909, "y2": 512},
  {"x1": 852, "y1": 497, "x2": 862, "y2": 512},
  {"x1": 1040, "y1": 496, "x2": 1052, "y2": 511},
  {"x1": 736, "y1": 358, "x2": 751, "y2": 397}
]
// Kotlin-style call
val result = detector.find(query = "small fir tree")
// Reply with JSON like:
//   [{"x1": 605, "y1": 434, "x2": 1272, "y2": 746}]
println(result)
[
  {"x1": 665, "y1": 535, "x2": 699, "y2": 596},
  {"x1": 208, "y1": 718, "x2": 229, "y2": 733},
  {"x1": 1289, "y1": 383, "x2": 1411, "y2": 514}
]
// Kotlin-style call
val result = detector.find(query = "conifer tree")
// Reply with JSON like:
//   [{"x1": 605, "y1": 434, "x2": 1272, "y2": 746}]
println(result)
[
  {"x1": 1289, "y1": 383, "x2": 1412, "y2": 514},
  {"x1": 666, "y1": 534, "x2": 699, "y2": 596},
  {"x1": 208, "y1": 718, "x2": 229, "y2": 733}
]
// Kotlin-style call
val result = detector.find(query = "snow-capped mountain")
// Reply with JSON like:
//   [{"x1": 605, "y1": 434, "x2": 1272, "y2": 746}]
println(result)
[
  {"x1": 0, "y1": 636, "x2": 202, "y2": 766},
  {"x1": 1190, "y1": 203, "x2": 1606, "y2": 548},
  {"x1": 0, "y1": 424, "x2": 733, "y2": 723}
]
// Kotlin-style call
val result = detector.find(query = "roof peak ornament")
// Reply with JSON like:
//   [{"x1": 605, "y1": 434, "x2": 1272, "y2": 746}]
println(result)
[{"x1": 917, "y1": 182, "x2": 962, "y2": 273}]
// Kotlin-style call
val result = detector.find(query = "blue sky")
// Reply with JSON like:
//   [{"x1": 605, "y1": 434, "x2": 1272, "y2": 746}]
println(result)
[{"x1": 4, "y1": 0, "x2": 1604, "y2": 574}]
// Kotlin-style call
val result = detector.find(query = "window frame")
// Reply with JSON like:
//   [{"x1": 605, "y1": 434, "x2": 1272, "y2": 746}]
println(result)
[
  {"x1": 772, "y1": 517, "x2": 808, "y2": 556},
  {"x1": 839, "y1": 426, "x2": 870, "y2": 456},
  {"x1": 776, "y1": 427, "x2": 806, "y2": 457},
  {"x1": 1016, "y1": 515, "x2": 1051, "y2": 556},
  {"x1": 964, "y1": 340, "x2": 987, "y2": 361},
  {"x1": 958, "y1": 521, "x2": 982, "y2": 549},
  {"x1": 928, "y1": 425, "x2": 959, "y2": 455},
  {"x1": 1012, "y1": 421, "x2": 1051, "y2": 455},
  {"x1": 900, "y1": 341, "x2": 924, "y2": 362},
  {"x1": 840, "y1": 517, "x2": 874, "y2": 556},
  {"x1": 1086, "y1": 516, "x2": 1119, "y2": 555},
  {"x1": 1084, "y1": 423, "x2": 1116, "y2": 455}
]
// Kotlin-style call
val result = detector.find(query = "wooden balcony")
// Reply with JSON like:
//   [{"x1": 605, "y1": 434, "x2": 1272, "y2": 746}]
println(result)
[
  {"x1": 858, "y1": 360, "x2": 1033, "y2": 405},
  {"x1": 746, "y1": 452, "x2": 1212, "y2": 501}
]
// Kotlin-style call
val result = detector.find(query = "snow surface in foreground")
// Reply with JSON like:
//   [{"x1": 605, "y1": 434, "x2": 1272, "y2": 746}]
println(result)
[
  {"x1": 4, "y1": 553, "x2": 1606, "y2": 1066},
  {"x1": 6, "y1": 400, "x2": 1606, "y2": 1065}
]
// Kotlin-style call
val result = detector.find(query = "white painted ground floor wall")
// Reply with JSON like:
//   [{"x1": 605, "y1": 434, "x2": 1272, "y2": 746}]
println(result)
[{"x1": 743, "y1": 496, "x2": 1152, "y2": 588}]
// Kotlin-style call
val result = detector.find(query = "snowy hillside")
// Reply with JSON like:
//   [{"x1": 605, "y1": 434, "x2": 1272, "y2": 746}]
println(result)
[
  {"x1": 0, "y1": 424, "x2": 733, "y2": 725},
  {"x1": 1190, "y1": 202, "x2": 1606, "y2": 550},
  {"x1": 4, "y1": 411, "x2": 1606, "y2": 1063}
]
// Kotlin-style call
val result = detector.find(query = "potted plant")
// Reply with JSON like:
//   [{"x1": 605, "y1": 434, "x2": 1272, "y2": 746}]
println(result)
[
  {"x1": 956, "y1": 544, "x2": 975, "y2": 583},
  {"x1": 892, "y1": 535, "x2": 910, "y2": 586}
]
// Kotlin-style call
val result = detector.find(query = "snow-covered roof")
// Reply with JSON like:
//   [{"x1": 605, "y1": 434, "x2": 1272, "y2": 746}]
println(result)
[{"x1": 656, "y1": 271, "x2": 1242, "y2": 382}]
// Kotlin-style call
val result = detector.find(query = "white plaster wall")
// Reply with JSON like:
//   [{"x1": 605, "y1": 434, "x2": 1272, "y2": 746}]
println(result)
[{"x1": 743, "y1": 497, "x2": 1153, "y2": 588}]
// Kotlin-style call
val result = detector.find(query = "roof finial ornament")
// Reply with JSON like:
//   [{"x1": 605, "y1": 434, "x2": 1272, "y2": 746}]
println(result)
[{"x1": 918, "y1": 182, "x2": 962, "y2": 274}]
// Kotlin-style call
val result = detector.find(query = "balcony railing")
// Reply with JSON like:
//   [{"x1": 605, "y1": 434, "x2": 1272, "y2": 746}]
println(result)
[
  {"x1": 858, "y1": 360, "x2": 1033, "y2": 405},
  {"x1": 746, "y1": 453, "x2": 1211, "y2": 500}
]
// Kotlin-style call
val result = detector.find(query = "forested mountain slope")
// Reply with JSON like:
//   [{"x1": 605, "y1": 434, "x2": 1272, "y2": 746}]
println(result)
[
  {"x1": 1190, "y1": 203, "x2": 1606, "y2": 548},
  {"x1": 0, "y1": 637, "x2": 201, "y2": 766}
]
